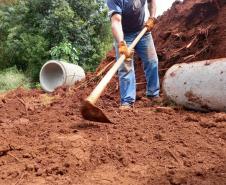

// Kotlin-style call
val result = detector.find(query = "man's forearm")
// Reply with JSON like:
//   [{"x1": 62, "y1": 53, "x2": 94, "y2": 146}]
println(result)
[
  {"x1": 112, "y1": 22, "x2": 124, "y2": 43},
  {"x1": 111, "y1": 14, "x2": 124, "y2": 43},
  {"x1": 148, "y1": 0, "x2": 156, "y2": 17}
]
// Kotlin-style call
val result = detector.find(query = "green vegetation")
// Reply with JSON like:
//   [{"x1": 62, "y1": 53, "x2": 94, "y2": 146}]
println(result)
[
  {"x1": 0, "y1": 0, "x2": 112, "y2": 85},
  {"x1": 0, "y1": 66, "x2": 31, "y2": 93}
]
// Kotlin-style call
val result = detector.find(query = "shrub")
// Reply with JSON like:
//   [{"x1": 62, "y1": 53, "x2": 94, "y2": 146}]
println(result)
[{"x1": 50, "y1": 41, "x2": 79, "y2": 64}]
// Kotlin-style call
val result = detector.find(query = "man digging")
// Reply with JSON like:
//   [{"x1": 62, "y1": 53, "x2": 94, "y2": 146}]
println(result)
[{"x1": 107, "y1": 0, "x2": 160, "y2": 109}]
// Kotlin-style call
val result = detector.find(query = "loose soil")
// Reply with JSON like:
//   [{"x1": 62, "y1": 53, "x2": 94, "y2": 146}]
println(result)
[{"x1": 0, "y1": 0, "x2": 226, "y2": 184}]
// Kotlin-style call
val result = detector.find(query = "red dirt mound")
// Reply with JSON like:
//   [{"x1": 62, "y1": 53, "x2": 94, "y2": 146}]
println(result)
[
  {"x1": 99, "y1": 0, "x2": 226, "y2": 98},
  {"x1": 153, "y1": 0, "x2": 226, "y2": 74}
]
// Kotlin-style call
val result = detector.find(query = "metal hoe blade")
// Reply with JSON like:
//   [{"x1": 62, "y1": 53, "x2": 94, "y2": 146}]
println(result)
[{"x1": 81, "y1": 100, "x2": 112, "y2": 123}]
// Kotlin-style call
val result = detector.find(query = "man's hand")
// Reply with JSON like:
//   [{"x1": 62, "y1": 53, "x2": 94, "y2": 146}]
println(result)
[
  {"x1": 144, "y1": 17, "x2": 157, "y2": 32},
  {"x1": 118, "y1": 41, "x2": 134, "y2": 61}
]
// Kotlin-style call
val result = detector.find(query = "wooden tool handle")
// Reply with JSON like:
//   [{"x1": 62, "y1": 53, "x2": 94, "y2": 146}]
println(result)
[{"x1": 86, "y1": 27, "x2": 148, "y2": 104}]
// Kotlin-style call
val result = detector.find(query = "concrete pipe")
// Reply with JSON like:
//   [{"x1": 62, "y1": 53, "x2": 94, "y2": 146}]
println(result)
[
  {"x1": 40, "y1": 60, "x2": 85, "y2": 92},
  {"x1": 163, "y1": 58, "x2": 226, "y2": 112}
]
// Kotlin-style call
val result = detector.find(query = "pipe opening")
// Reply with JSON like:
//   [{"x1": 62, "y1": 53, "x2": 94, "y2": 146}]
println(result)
[{"x1": 40, "y1": 62, "x2": 65, "y2": 92}]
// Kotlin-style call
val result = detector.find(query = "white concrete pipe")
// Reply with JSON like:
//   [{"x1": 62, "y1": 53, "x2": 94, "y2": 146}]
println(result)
[
  {"x1": 163, "y1": 58, "x2": 226, "y2": 112},
  {"x1": 40, "y1": 60, "x2": 85, "y2": 92}
]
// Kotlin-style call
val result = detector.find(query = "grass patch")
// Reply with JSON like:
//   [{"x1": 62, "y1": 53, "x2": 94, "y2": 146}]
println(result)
[{"x1": 0, "y1": 66, "x2": 31, "y2": 93}]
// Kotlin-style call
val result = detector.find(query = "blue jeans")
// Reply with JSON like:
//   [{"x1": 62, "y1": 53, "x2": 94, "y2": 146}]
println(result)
[{"x1": 115, "y1": 31, "x2": 160, "y2": 105}]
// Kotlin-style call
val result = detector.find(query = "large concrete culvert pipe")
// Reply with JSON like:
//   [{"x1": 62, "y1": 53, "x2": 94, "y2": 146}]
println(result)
[
  {"x1": 163, "y1": 58, "x2": 226, "y2": 112},
  {"x1": 40, "y1": 60, "x2": 85, "y2": 92}
]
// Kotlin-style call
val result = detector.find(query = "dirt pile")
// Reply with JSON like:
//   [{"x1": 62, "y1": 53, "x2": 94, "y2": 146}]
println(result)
[
  {"x1": 1, "y1": 86, "x2": 226, "y2": 185},
  {"x1": 0, "y1": 0, "x2": 226, "y2": 184},
  {"x1": 153, "y1": 0, "x2": 226, "y2": 74}
]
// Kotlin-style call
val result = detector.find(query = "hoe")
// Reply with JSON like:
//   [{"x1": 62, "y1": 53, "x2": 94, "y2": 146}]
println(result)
[{"x1": 81, "y1": 26, "x2": 150, "y2": 123}]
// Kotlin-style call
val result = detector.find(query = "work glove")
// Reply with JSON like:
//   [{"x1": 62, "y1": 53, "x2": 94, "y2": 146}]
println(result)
[
  {"x1": 144, "y1": 17, "x2": 157, "y2": 32},
  {"x1": 118, "y1": 41, "x2": 134, "y2": 72},
  {"x1": 118, "y1": 41, "x2": 134, "y2": 62}
]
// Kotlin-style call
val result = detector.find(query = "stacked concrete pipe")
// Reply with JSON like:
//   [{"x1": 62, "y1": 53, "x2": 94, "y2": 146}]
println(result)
[{"x1": 40, "y1": 60, "x2": 85, "y2": 92}]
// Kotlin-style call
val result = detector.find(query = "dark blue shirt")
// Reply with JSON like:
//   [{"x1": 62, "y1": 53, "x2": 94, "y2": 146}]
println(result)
[{"x1": 107, "y1": 0, "x2": 146, "y2": 33}]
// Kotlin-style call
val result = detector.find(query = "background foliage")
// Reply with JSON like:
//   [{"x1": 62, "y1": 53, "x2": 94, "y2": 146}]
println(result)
[{"x1": 0, "y1": 0, "x2": 112, "y2": 81}]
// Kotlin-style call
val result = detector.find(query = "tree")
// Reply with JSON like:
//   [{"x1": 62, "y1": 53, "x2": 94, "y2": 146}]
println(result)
[{"x1": 0, "y1": 0, "x2": 111, "y2": 80}]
